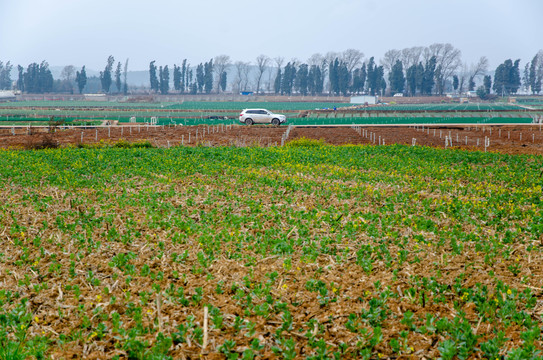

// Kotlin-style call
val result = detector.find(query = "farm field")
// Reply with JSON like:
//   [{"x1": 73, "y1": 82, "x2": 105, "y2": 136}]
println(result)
[
  {"x1": 0, "y1": 100, "x2": 540, "y2": 128},
  {"x1": 2, "y1": 124, "x2": 543, "y2": 155},
  {"x1": 1, "y1": 142, "x2": 543, "y2": 359}
]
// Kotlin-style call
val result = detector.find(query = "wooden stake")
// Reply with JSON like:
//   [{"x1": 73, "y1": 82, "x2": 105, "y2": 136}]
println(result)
[
  {"x1": 156, "y1": 292, "x2": 163, "y2": 333},
  {"x1": 203, "y1": 306, "x2": 209, "y2": 350}
]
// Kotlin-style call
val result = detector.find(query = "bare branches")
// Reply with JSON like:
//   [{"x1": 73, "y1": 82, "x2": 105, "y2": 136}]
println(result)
[
  {"x1": 255, "y1": 55, "x2": 270, "y2": 95},
  {"x1": 213, "y1": 55, "x2": 231, "y2": 93},
  {"x1": 342, "y1": 49, "x2": 364, "y2": 73}
]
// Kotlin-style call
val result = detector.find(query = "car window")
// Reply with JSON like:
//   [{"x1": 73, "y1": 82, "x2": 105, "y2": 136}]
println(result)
[
  {"x1": 258, "y1": 110, "x2": 268, "y2": 115},
  {"x1": 246, "y1": 110, "x2": 256, "y2": 114}
]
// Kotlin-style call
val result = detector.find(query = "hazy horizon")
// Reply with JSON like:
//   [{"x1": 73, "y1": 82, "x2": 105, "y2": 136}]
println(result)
[{"x1": 1, "y1": 0, "x2": 542, "y2": 71}]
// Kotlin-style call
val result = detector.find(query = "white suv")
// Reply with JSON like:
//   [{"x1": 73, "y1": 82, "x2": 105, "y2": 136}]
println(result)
[{"x1": 239, "y1": 109, "x2": 286, "y2": 125}]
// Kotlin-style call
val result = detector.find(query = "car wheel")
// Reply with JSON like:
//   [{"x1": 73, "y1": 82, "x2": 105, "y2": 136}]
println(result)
[
  {"x1": 245, "y1": 118, "x2": 254, "y2": 125},
  {"x1": 271, "y1": 118, "x2": 280, "y2": 126}
]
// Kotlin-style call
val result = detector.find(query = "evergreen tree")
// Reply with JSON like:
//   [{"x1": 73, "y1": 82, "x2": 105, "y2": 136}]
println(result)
[
  {"x1": 149, "y1": 61, "x2": 159, "y2": 93},
  {"x1": 187, "y1": 68, "x2": 193, "y2": 93},
  {"x1": 159, "y1": 65, "x2": 169, "y2": 94},
  {"x1": 315, "y1": 66, "x2": 324, "y2": 95},
  {"x1": 476, "y1": 86, "x2": 487, "y2": 100},
  {"x1": 416, "y1": 62, "x2": 425, "y2": 95},
  {"x1": 75, "y1": 66, "x2": 87, "y2": 94},
  {"x1": 22, "y1": 61, "x2": 53, "y2": 93},
  {"x1": 351, "y1": 68, "x2": 360, "y2": 94},
  {"x1": 220, "y1": 71, "x2": 227, "y2": 92},
  {"x1": 23, "y1": 63, "x2": 38, "y2": 93},
  {"x1": 190, "y1": 82, "x2": 197, "y2": 95},
  {"x1": 274, "y1": 68, "x2": 282, "y2": 94},
  {"x1": 204, "y1": 59, "x2": 213, "y2": 94},
  {"x1": 468, "y1": 74, "x2": 476, "y2": 91},
  {"x1": 375, "y1": 66, "x2": 386, "y2": 96},
  {"x1": 452, "y1": 75, "x2": 459, "y2": 93},
  {"x1": 366, "y1": 57, "x2": 376, "y2": 95},
  {"x1": 0, "y1": 61, "x2": 13, "y2": 90},
  {"x1": 329, "y1": 58, "x2": 339, "y2": 95},
  {"x1": 435, "y1": 65, "x2": 444, "y2": 94},
  {"x1": 389, "y1": 60, "x2": 405, "y2": 94},
  {"x1": 295, "y1": 64, "x2": 309, "y2": 95},
  {"x1": 281, "y1": 63, "x2": 296, "y2": 95},
  {"x1": 406, "y1": 64, "x2": 417, "y2": 96},
  {"x1": 360, "y1": 63, "x2": 367, "y2": 93},
  {"x1": 17, "y1": 65, "x2": 24, "y2": 92},
  {"x1": 338, "y1": 61, "x2": 350, "y2": 96},
  {"x1": 528, "y1": 55, "x2": 539, "y2": 94},
  {"x1": 38, "y1": 61, "x2": 53, "y2": 93},
  {"x1": 115, "y1": 62, "x2": 122, "y2": 93},
  {"x1": 308, "y1": 65, "x2": 317, "y2": 95},
  {"x1": 483, "y1": 75, "x2": 492, "y2": 95},
  {"x1": 181, "y1": 59, "x2": 187, "y2": 93},
  {"x1": 493, "y1": 63, "x2": 507, "y2": 96},
  {"x1": 493, "y1": 59, "x2": 521, "y2": 95},
  {"x1": 99, "y1": 55, "x2": 115, "y2": 93},
  {"x1": 422, "y1": 56, "x2": 436, "y2": 95},
  {"x1": 196, "y1": 63, "x2": 204, "y2": 93},
  {"x1": 511, "y1": 59, "x2": 521, "y2": 94},
  {"x1": 173, "y1": 64, "x2": 181, "y2": 92}
]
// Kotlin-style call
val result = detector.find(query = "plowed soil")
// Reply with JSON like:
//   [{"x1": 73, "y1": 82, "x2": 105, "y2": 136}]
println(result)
[{"x1": 1, "y1": 124, "x2": 543, "y2": 155}]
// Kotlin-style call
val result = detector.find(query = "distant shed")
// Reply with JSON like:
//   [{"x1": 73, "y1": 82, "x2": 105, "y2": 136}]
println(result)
[
  {"x1": 0, "y1": 90, "x2": 16, "y2": 102},
  {"x1": 350, "y1": 95, "x2": 377, "y2": 105}
]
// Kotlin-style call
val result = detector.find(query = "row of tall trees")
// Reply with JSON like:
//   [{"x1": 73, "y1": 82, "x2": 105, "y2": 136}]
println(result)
[
  {"x1": 16, "y1": 61, "x2": 54, "y2": 93},
  {"x1": 524, "y1": 51, "x2": 543, "y2": 95},
  {"x1": 2, "y1": 46, "x2": 542, "y2": 95},
  {"x1": 99, "y1": 56, "x2": 129, "y2": 94},
  {"x1": 0, "y1": 61, "x2": 14, "y2": 90},
  {"x1": 151, "y1": 59, "x2": 219, "y2": 95},
  {"x1": 493, "y1": 59, "x2": 521, "y2": 96}
]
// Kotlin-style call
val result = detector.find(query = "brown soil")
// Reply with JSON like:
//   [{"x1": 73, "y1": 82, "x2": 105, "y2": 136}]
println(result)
[{"x1": 1, "y1": 124, "x2": 543, "y2": 155}]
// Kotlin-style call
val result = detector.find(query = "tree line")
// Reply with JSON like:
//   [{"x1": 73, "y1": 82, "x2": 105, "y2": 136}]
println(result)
[{"x1": 1, "y1": 45, "x2": 542, "y2": 96}]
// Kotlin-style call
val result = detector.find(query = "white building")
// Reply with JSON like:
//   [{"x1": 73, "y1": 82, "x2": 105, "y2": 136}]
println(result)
[
  {"x1": 350, "y1": 95, "x2": 377, "y2": 105},
  {"x1": 0, "y1": 90, "x2": 16, "y2": 101}
]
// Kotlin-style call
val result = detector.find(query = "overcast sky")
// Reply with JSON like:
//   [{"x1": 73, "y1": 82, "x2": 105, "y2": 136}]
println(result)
[{"x1": 1, "y1": 0, "x2": 542, "y2": 71}]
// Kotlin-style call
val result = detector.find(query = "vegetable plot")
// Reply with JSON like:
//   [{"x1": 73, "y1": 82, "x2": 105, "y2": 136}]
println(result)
[{"x1": 0, "y1": 145, "x2": 542, "y2": 359}]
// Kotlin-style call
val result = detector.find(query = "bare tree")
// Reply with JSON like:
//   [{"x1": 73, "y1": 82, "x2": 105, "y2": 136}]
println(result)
[
  {"x1": 274, "y1": 56, "x2": 285, "y2": 70},
  {"x1": 307, "y1": 53, "x2": 325, "y2": 67},
  {"x1": 61, "y1": 65, "x2": 75, "y2": 92},
  {"x1": 426, "y1": 43, "x2": 462, "y2": 94},
  {"x1": 266, "y1": 67, "x2": 274, "y2": 92},
  {"x1": 401, "y1": 47, "x2": 424, "y2": 70},
  {"x1": 242, "y1": 62, "x2": 252, "y2": 92},
  {"x1": 61, "y1": 65, "x2": 75, "y2": 82},
  {"x1": 254, "y1": 55, "x2": 270, "y2": 94},
  {"x1": 467, "y1": 56, "x2": 489, "y2": 91},
  {"x1": 234, "y1": 61, "x2": 250, "y2": 93},
  {"x1": 457, "y1": 63, "x2": 470, "y2": 94},
  {"x1": 342, "y1": 49, "x2": 364, "y2": 73},
  {"x1": 290, "y1": 58, "x2": 301, "y2": 67},
  {"x1": 380, "y1": 49, "x2": 401, "y2": 74},
  {"x1": 214, "y1": 54, "x2": 231, "y2": 93}
]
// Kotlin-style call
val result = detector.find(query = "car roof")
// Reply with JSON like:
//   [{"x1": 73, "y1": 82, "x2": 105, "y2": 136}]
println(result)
[{"x1": 243, "y1": 108, "x2": 269, "y2": 111}]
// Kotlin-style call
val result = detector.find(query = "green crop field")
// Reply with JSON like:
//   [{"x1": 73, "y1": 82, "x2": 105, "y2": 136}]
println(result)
[
  {"x1": 369, "y1": 103, "x2": 523, "y2": 112},
  {"x1": 1, "y1": 144, "x2": 542, "y2": 358}
]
